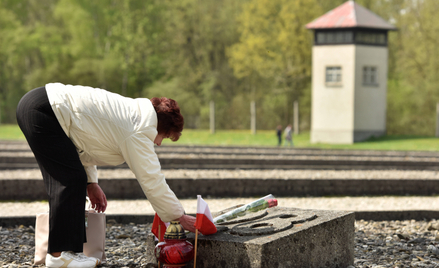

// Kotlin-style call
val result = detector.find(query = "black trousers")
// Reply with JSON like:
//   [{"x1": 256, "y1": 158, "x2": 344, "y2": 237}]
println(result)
[{"x1": 16, "y1": 86, "x2": 87, "y2": 253}]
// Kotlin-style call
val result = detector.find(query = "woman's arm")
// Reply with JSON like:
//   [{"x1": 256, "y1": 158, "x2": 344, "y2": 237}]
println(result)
[
  {"x1": 87, "y1": 183, "x2": 107, "y2": 212},
  {"x1": 85, "y1": 165, "x2": 107, "y2": 212},
  {"x1": 178, "y1": 214, "x2": 196, "y2": 233},
  {"x1": 120, "y1": 134, "x2": 185, "y2": 222}
]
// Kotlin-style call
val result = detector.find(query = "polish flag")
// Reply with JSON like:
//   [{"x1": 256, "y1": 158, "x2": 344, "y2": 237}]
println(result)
[
  {"x1": 151, "y1": 213, "x2": 169, "y2": 241},
  {"x1": 194, "y1": 195, "x2": 217, "y2": 235}
]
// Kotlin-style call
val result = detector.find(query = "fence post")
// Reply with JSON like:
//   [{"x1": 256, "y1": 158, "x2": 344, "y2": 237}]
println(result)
[
  {"x1": 251, "y1": 101, "x2": 256, "y2": 135},
  {"x1": 210, "y1": 101, "x2": 215, "y2": 134},
  {"x1": 436, "y1": 103, "x2": 439, "y2": 137},
  {"x1": 294, "y1": 101, "x2": 299, "y2": 135}
]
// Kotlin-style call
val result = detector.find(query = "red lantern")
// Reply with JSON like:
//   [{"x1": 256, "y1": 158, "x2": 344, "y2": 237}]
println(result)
[{"x1": 155, "y1": 221, "x2": 194, "y2": 267}]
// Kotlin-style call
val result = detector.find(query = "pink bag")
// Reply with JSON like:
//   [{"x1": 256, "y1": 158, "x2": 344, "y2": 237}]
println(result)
[{"x1": 34, "y1": 200, "x2": 106, "y2": 265}]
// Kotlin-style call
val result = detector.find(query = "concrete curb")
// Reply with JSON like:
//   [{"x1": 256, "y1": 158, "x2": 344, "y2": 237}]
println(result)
[
  {"x1": 3, "y1": 178, "x2": 439, "y2": 200},
  {"x1": 2, "y1": 210, "x2": 439, "y2": 227},
  {"x1": 0, "y1": 214, "x2": 155, "y2": 227},
  {"x1": 4, "y1": 141, "x2": 439, "y2": 157},
  {"x1": 1, "y1": 157, "x2": 439, "y2": 170}
]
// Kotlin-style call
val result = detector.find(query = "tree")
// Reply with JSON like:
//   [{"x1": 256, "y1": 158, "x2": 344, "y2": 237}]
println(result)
[
  {"x1": 227, "y1": 0, "x2": 322, "y2": 130},
  {"x1": 386, "y1": 0, "x2": 439, "y2": 135},
  {"x1": 0, "y1": 0, "x2": 60, "y2": 123},
  {"x1": 148, "y1": 0, "x2": 247, "y2": 129}
]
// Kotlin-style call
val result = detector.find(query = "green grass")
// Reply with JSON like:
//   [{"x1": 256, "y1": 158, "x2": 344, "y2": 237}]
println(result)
[
  {"x1": 165, "y1": 130, "x2": 439, "y2": 151},
  {"x1": 0, "y1": 124, "x2": 26, "y2": 140},
  {"x1": 299, "y1": 134, "x2": 439, "y2": 151},
  {"x1": 3, "y1": 124, "x2": 439, "y2": 151}
]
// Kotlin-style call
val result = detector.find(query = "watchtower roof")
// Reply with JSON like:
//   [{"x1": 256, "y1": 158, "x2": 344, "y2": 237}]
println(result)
[{"x1": 306, "y1": 0, "x2": 396, "y2": 30}]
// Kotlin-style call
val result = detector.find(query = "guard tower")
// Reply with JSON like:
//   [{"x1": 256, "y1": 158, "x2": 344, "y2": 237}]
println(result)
[{"x1": 306, "y1": 0, "x2": 396, "y2": 144}]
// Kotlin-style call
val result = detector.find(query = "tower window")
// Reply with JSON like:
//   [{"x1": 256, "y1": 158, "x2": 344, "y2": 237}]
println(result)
[
  {"x1": 326, "y1": 66, "x2": 342, "y2": 86},
  {"x1": 363, "y1": 66, "x2": 378, "y2": 86},
  {"x1": 314, "y1": 29, "x2": 387, "y2": 46},
  {"x1": 316, "y1": 31, "x2": 353, "y2": 44},
  {"x1": 355, "y1": 32, "x2": 386, "y2": 45}
]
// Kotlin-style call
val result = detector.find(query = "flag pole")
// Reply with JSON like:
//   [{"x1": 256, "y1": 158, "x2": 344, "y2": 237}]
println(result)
[
  {"x1": 193, "y1": 229, "x2": 199, "y2": 268},
  {"x1": 158, "y1": 225, "x2": 161, "y2": 268}
]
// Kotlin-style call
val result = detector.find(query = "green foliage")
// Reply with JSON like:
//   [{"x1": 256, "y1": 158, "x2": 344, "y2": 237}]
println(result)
[
  {"x1": 227, "y1": 0, "x2": 322, "y2": 129},
  {"x1": 0, "y1": 0, "x2": 438, "y2": 136},
  {"x1": 149, "y1": 0, "x2": 247, "y2": 129},
  {"x1": 386, "y1": 0, "x2": 439, "y2": 135}
]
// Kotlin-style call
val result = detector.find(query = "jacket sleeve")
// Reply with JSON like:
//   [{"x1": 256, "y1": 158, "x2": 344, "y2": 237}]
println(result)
[
  {"x1": 84, "y1": 165, "x2": 98, "y2": 183},
  {"x1": 119, "y1": 133, "x2": 185, "y2": 222}
]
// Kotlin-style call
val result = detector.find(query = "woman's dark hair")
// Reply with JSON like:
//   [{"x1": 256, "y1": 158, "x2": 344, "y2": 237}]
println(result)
[{"x1": 150, "y1": 97, "x2": 184, "y2": 141}]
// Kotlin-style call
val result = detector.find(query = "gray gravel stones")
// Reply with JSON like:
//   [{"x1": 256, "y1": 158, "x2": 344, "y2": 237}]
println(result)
[
  {"x1": 2, "y1": 219, "x2": 439, "y2": 267},
  {"x1": 0, "y1": 221, "x2": 156, "y2": 268},
  {"x1": 3, "y1": 168, "x2": 439, "y2": 180},
  {"x1": 355, "y1": 219, "x2": 439, "y2": 267}
]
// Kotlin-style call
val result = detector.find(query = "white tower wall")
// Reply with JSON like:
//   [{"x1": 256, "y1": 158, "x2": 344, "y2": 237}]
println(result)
[
  {"x1": 353, "y1": 45, "x2": 388, "y2": 141},
  {"x1": 310, "y1": 44, "x2": 388, "y2": 144},
  {"x1": 311, "y1": 45, "x2": 356, "y2": 144}
]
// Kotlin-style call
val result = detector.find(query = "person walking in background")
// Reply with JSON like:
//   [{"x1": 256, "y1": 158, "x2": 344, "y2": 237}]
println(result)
[
  {"x1": 16, "y1": 83, "x2": 196, "y2": 268},
  {"x1": 284, "y1": 124, "x2": 293, "y2": 147},
  {"x1": 276, "y1": 125, "x2": 282, "y2": 146}
]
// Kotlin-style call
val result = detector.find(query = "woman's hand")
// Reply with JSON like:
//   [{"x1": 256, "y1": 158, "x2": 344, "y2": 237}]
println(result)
[
  {"x1": 87, "y1": 183, "x2": 107, "y2": 213},
  {"x1": 178, "y1": 214, "x2": 196, "y2": 233}
]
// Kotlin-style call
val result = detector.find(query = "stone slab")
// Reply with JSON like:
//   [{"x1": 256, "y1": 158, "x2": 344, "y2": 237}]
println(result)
[{"x1": 146, "y1": 207, "x2": 354, "y2": 268}]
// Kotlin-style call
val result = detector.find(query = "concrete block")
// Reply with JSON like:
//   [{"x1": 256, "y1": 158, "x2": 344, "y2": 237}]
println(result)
[{"x1": 146, "y1": 207, "x2": 354, "y2": 268}]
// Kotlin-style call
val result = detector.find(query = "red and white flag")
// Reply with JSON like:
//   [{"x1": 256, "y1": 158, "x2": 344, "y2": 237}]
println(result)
[
  {"x1": 194, "y1": 195, "x2": 217, "y2": 235},
  {"x1": 151, "y1": 213, "x2": 169, "y2": 241}
]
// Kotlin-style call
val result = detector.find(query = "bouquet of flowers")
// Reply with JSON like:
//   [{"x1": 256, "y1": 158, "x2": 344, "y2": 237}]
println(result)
[{"x1": 213, "y1": 194, "x2": 278, "y2": 224}]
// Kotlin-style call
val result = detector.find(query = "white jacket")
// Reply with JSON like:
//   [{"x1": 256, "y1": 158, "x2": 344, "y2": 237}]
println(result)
[{"x1": 45, "y1": 83, "x2": 184, "y2": 222}]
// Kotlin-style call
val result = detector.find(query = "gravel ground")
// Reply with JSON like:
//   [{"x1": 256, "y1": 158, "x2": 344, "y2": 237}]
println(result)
[
  {"x1": 2, "y1": 195, "x2": 439, "y2": 267},
  {"x1": 3, "y1": 165, "x2": 439, "y2": 267},
  {"x1": 3, "y1": 220, "x2": 439, "y2": 267},
  {"x1": 2, "y1": 168, "x2": 439, "y2": 180}
]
